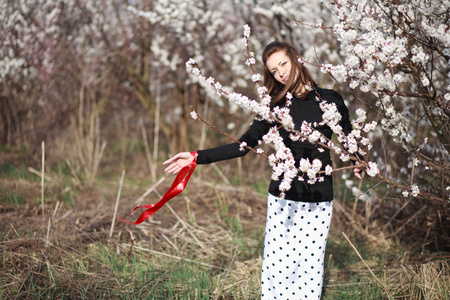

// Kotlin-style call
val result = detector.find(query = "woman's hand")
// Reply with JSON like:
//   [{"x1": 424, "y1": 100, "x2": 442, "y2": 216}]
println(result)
[
  {"x1": 353, "y1": 163, "x2": 365, "y2": 179},
  {"x1": 163, "y1": 152, "x2": 195, "y2": 174}
]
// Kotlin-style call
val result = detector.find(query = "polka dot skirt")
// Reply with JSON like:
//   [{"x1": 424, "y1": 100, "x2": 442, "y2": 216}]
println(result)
[{"x1": 260, "y1": 194, "x2": 333, "y2": 300}]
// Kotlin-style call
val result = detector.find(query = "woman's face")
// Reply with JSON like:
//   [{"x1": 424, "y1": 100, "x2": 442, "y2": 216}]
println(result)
[{"x1": 266, "y1": 50, "x2": 292, "y2": 85}]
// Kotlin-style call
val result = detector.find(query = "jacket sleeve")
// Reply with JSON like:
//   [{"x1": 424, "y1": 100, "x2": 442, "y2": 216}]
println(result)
[{"x1": 196, "y1": 118, "x2": 273, "y2": 165}]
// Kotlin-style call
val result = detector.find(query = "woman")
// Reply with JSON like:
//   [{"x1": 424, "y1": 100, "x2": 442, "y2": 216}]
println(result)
[{"x1": 164, "y1": 41, "x2": 363, "y2": 299}]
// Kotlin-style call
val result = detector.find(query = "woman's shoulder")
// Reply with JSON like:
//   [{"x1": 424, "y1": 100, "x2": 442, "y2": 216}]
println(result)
[
  {"x1": 314, "y1": 86, "x2": 343, "y2": 102},
  {"x1": 314, "y1": 86, "x2": 349, "y2": 113}
]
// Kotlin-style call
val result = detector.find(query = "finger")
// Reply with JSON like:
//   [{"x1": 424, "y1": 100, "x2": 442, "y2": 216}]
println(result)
[
  {"x1": 166, "y1": 168, "x2": 180, "y2": 175},
  {"x1": 354, "y1": 167, "x2": 364, "y2": 179},
  {"x1": 162, "y1": 158, "x2": 173, "y2": 165},
  {"x1": 163, "y1": 154, "x2": 181, "y2": 165},
  {"x1": 164, "y1": 163, "x2": 179, "y2": 174}
]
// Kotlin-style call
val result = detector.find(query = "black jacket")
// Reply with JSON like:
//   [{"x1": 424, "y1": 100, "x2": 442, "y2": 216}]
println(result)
[{"x1": 196, "y1": 87, "x2": 353, "y2": 202}]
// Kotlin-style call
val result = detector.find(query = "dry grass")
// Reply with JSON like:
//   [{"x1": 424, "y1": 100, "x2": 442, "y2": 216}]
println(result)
[{"x1": 1, "y1": 145, "x2": 449, "y2": 298}]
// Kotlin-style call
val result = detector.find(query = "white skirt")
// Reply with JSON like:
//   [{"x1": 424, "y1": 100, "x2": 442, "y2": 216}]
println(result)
[{"x1": 260, "y1": 194, "x2": 333, "y2": 300}]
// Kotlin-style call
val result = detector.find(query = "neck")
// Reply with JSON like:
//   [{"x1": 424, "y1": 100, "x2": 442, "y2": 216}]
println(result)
[{"x1": 294, "y1": 85, "x2": 306, "y2": 98}]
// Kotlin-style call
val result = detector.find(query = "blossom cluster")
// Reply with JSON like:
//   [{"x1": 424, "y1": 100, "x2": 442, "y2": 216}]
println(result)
[
  {"x1": 318, "y1": 0, "x2": 450, "y2": 201},
  {"x1": 316, "y1": 98, "x2": 379, "y2": 176},
  {"x1": 298, "y1": 158, "x2": 326, "y2": 185},
  {"x1": 263, "y1": 127, "x2": 297, "y2": 198}
]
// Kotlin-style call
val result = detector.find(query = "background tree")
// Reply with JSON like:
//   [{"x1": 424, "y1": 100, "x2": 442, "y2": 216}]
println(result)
[{"x1": 0, "y1": 0, "x2": 448, "y2": 244}]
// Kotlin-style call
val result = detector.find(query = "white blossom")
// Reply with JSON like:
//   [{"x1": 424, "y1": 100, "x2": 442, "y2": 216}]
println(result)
[
  {"x1": 325, "y1": 165, "x2": 333, "y2": 176},
  {"x1": 366, "y1": 162, "x2": 379, "y2": 177},
  {"x1": 411, "y1": 185, "x2": 420, "y2": 197},
  {"x1": 251, "y1": 73, "x2": 262, "y2": 82},
  {"x1": 239, "y1": 141, "x2": 247, "y2": 152},
  {"x1": 243, "y1": 24, "x2": 251, "y2": 38}
]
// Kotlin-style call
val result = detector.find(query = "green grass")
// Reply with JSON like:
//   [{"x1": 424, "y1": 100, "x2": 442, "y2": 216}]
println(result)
[
  {"x1": 1, "y1": 149, "x2": 449, "y2": 300},
  {"x1": 3, "y1": 239, "x2": 255, "y2": 299},
  {"x1": 2, "y1": 192, "x2": 26, "y2": 205},
  {"x1": 0, "y1": 163, "x2": 39, "y2": 181}
]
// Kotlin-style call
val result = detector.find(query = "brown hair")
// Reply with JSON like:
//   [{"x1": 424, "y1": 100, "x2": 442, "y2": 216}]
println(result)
[{"x1": 262, "y1": 41, "x2": 315, "y2": 104}]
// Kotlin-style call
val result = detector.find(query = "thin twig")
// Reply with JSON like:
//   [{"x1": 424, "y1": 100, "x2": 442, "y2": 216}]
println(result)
[
  {"x1": 41, "y1": 141, "x2": 45, "y2": 216},
  {"x1": 152, "y1": 80, "x2": 161, "y2": 182},
  {"x1": 110, "y1": 170, "x2": 125, "y2": 239},
  {"x1": 165, "y1": 203, "x2": 206, "y2": 249},
  {"x1": 212, "y1": 163, "x2": 232, "y2": 185},
  {"x1": 215, "y1": 247, "x2": 238, "y2": 300},
  {"x1": 383, "y1": 199, "x2": 411, "y2": 230},
  {"x1": 134, "y1": 176, "x2": 166, "y2": 206},
  {"x1": 140, "y1": 120, "x2": 153, "y2": 180},
  {"x1": 342, "y1": 232, "x2": 393, "y2": 299},
  {"x1": 391, "y1": 206, "x2": 427, "y2": 236},
  {"x1": 28, "y1": 167, "x2": 52, "y2": 181},
  {"x1": 46, "y1": 214, "x2": 51, "y2": 248},
  {"x1": 56, "y1": 210, "x2": 72, "y2": 222},
  {"x1": 15, "y1": 270, "x2": 31, "y2": 300},
  {"x1": 352, "y1": 171, "x2": 365, "y2": 216},
  {"x1": 10, "y1": 224, "x2": 20, "y2": 238},
  {"x1": 41, "y1": 251, "x2": 54, "y2": 284},
  {"x1": 52, "y1": 201, "x2": 60, "y2": 219}
]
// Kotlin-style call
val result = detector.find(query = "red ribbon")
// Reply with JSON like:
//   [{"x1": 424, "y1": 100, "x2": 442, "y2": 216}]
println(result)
[{"x1": 118, "y1": 151, "x2": 197, "y2": 225}]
